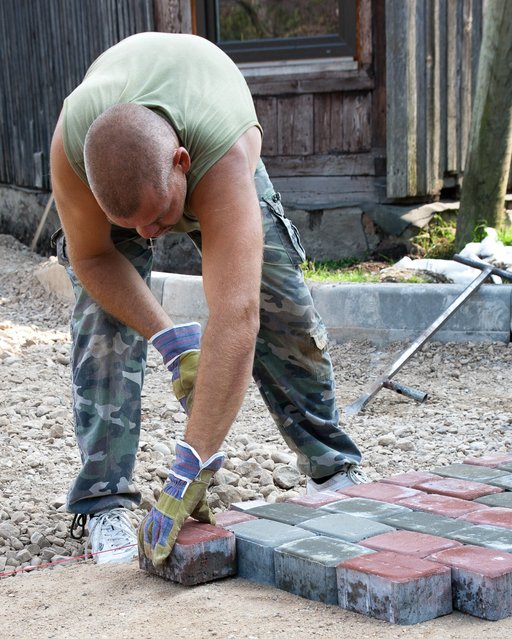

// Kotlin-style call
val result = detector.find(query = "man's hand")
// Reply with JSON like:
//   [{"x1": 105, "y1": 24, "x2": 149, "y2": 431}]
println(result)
[
  {"x1": 138, "y1": 441, "x2": 224, "y2": 566},
  {"x1": 151, "y1": 323, "x2": 201, "y2": 414}
]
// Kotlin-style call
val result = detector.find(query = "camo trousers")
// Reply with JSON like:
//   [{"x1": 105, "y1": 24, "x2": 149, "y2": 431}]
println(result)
[{"x1": 59, "y1": 160, "x2": 361, "y2": 514}]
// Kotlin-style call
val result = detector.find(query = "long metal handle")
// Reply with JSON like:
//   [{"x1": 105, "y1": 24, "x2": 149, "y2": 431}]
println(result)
[{"x1": 344, "y1": 265, "x2": 493, "y2": 415}]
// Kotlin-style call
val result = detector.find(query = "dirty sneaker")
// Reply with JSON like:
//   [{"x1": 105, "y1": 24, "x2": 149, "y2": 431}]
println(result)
[
  {"x1": 86, "y1": 508, "x2": 138, "y2": 565},
  {"x1": 307, "y1": 465, "x2": 369, "y2": 494}
]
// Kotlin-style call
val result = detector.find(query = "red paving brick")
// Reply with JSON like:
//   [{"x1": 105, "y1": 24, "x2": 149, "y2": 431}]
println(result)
[
  {"x1": 464, "y1": 453, "x2": 512, "y2": 467},
  {"x1": 381, "y1": 470, "x2": 444, "y2": 488},
  {"x1": 215, "y1": 511, "x2": 259, "y2": 527},
  {"x1": 413, "y1": 477, "x2": 503, "y2": 500},
  {"x1": 287, "y1": 493, "x2": 348, "y2": 508},
  {"x1": 428, "y1": 544, "x2": 512, "y2": 578},
  {"x1": 398, "y1": 492, "x2": 490, "y2": 518},
  {"x1": 458, "y1": 507, "x2": 512, "y2": 529},
  {"x1": 338, "y1": 481, "x2": 421, "y2": 503},
  {"x1": 359, "y1": 530, "x2": 462, "y2": 558}
]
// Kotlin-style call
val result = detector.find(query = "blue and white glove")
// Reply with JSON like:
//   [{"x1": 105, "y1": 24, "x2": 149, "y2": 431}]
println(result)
[
  {"x1": 138, "y1": 440, "x2": 225, "y2": 566},
  {"x1": 151, "y1": 323, "x2": 201, "y2": 415}
]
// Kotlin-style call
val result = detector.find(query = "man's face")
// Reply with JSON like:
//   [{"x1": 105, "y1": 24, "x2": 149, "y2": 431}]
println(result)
[{"x1": 107, "y1": 169, "x2": 187, "y2": 239}]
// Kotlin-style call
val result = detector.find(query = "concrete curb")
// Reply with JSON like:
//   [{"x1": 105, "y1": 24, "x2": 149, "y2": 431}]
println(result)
[{"x1": 36, "y1": 263, "x2": 512, "y2": 344}]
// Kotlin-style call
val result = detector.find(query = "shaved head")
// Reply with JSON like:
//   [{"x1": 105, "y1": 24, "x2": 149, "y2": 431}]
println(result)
[{"x1": 84, "y1": 103, "x2": 180, "y2": 218}]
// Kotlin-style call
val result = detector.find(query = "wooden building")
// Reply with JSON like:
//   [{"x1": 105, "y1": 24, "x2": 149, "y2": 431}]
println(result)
[{"x1": 0, "y1": 1, "x2": 495, "y2": 261}]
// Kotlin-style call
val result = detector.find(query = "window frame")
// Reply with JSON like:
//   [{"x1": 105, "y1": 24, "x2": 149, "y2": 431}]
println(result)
[{"x1": 193, "y1": 0, "x2": 356, "y2": 64}]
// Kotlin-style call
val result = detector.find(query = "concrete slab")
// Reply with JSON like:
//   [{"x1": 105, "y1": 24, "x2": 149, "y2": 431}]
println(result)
[
  {"x1": 381, "y1": 471, "x2": 444, "y2": 488},
  {"x1": 447, "y1": 524, "x2": 512, "y2": 553},
  {"x1": 297, "y1": 512, "x2": 395, "y2": 543},
  {"x1": 458, "y1": 507, "x2": 512, "y2": 530},
  {"x1": 319, "y1": 497, "x2": 412, "y2": 520},
  {"x1": 431, "y1": 463, "x2": 511, "y2": 483},
  {"x1": 464, "y1": 453, "x2": 512, "y2": 468},
  {"x1": 380, "y1": 511, "x2": 475, "y2": 537},
  {"x1": 243, "y1": 502, "x2": 327, "y2": 526},
  {"x1": 412, "y1": 477, "x2": 503, "y2": 500},
  {"x1": 398, "y1": 493, "x2": 490, "y2": 518},
  {"x1": 359, "y1": 529, "x2": 463, "y2": 558},
  {"x1": 474, "y1": 492, "x2": 512, "y2": 508},
  {"x1": 338, "y1": 482, "x2": 421, "y2": 503}
]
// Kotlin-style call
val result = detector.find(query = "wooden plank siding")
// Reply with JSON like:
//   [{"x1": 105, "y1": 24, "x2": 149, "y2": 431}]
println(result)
[{"x1": 0, "y1": 0, "x2": 154, "y2": 191}]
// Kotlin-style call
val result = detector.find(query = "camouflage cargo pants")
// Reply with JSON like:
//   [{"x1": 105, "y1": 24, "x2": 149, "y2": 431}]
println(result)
[{"x1": 58, "y1": 160, "x2": 361, "y2": 514}]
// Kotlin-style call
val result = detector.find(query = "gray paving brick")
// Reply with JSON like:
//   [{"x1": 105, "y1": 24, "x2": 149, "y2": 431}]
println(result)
[
  {"x1": 380, "y1": 510, "x2": 474, "y2": 537},
  {"x1": 274, "y1": 536, "x2": 374, "y2": 604},
  {"x1": 227, "y1": 519, "x2": 316, "y2": 586},
  {"x1": 485, "y1": 473, "x2": 512, "y2": 491},
  {"x1": 244, "y1": 502, "x2": 327, "y2": 525},
  {"x1": 297, "y1": 512, "x2": 395, "y2": 543},
  {"x1": 447, "y1": 524, "x2": 512, "y2": 552},
  {"x1": 337, "y1": 551, "x2": 452, "y2": 624},
  {"x1": 320, "y1": 497, "x2": 412, "y2": 520},
  {"x1": 429, "y1": 546, "x2": 512, "y2": 620},
  {"x1": 230, "y1": 500, "x2": 268, "y2": 512},
  {"x1": 432, "y1": 463, "x2": 509, "y2": 483},
  {"x1": 497, "y1": 463, "x2": 512, "y2": 473},
  {"x1": 475, "y1": 492, "x2": 512, "y2": 508}
]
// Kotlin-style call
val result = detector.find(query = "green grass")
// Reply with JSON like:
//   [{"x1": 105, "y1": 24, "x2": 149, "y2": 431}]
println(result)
[
  {"x1": 498, "y1": 226, "x2": 512, "y2": 246},
  {"x1": 413, "y1": 214, "x2": 457, "y2": 259}
]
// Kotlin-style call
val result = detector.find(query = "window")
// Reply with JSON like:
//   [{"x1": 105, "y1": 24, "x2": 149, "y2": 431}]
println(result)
[{"x1": 193, "y1": 0, "x2": 356, "y2": 63}]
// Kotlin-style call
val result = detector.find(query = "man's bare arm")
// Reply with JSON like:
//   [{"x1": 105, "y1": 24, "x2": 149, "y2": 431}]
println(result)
[
  {"x1": 184, "y1": 129, "x2": 263, "y2": 461},
  {"x1": 50, "y1": 116, "x2": 172, "y2": 338}
]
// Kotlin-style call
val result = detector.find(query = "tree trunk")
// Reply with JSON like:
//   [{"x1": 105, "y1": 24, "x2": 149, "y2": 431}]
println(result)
[{"x1": 455, "y1": 0, "x2": 512, "y2": 250}]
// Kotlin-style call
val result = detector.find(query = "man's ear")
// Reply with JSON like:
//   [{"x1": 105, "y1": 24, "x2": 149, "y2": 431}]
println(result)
[{"x1": 173, "y1": 147, "x2": 191, "y2": 174}]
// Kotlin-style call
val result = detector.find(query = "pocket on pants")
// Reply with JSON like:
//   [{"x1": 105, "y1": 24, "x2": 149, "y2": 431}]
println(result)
[{"x1": 261, "y1": 192, "x2": 306, "y2": 266}]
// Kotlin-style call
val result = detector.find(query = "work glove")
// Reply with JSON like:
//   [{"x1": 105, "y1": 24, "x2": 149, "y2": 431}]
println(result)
[
  {"x1": 151, "y1": 323, "x2": 201, "y2": 415},
  {"x1": 138, "y1": 440, "x2": 225, "y2": 566}
]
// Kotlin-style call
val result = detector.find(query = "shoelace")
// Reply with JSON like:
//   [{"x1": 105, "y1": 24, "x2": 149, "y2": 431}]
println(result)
[
  {"x1": 346, "y1": 465, "x2": 370, "y2": 484},
  {"x1": 70, "y1": 513, "x2": 88, "y2": 540},
  {"x1": 85, "y1": 509, "x2": 136, "y2": 557}
]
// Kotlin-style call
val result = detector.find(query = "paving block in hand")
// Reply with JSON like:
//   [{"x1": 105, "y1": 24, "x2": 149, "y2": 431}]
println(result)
[
  {"x1": 381, "y1": 510, "x2": 475, "y2": 537},
  {"x1": 359, "y1": 529, "x2": 462, "y2": 558},
  {"x1": 243, "y1": 502, "x2": 327, "y2": 526},
  {"x1": 228, "y1": 518, "x2": 316, "y2": 586},
  {"x1": 475, "y1": 492, "x2": 512, "y2": 508},
  {"x1": 337, "y1": 551, "x2": 452, "y2": 625},
  {"x1": 446, "y1": 524, "x2": 512, "y2": 552},
  {"x1": 459, "y1": 507, "x2": 512, "y2": 530},
  {"x1": 432, "y1": 463, "x2": 509, "y2": 483},
  {"x1": 428, "y1": 545, "x2": 512, "y2": 620},
  {"x1": 338, "y1": 481, "x2": 421, "y2": 504},
  {"x1": 413, "y1": 477, "x2": 503, "y2": 500},
  {"x1": 398, "y1": 492, "x2": 489, "y2": 518},
  {"x1": 287, "y1": 493, "x2": 348, "y2": 508},
  {"x1": 381, "y1": 470, "x2": 444, "y2": 488},
  {"x1": 138, "y1": 521, "x2": 236, "y2": 586},
  {"x1": 274, "y1": 536, "x2": 375, "y2": 605},
  {"x1": 320, "y1": 497, "x2": 412, "y2": 521},
  {"x1": 297, "y1": 512, "x2": 395, "y2": 543}
]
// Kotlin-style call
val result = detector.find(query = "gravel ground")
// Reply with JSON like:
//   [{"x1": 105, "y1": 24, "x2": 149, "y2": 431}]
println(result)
[{"x1": 1, "y1": 233, "x2": 512, "y2": 638}]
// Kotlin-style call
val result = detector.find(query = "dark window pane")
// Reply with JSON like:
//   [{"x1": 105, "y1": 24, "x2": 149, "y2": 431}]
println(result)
[{"x1": 217, "y1": 0, "x2": 340, "y2": 42}]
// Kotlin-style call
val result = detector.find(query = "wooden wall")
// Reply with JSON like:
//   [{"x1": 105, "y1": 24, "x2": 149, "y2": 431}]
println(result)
[{"x1": 0, "y1": 0, "x2": 154, "y2": 191}]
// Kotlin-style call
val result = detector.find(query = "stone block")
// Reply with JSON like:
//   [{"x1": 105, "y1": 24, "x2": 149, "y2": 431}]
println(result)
[
  {"x1": 228, "y1": 519, "x2": 316, "y2": 586},
  {"x1": 320, "y1": 497, "x2": 412, "y2": 520},
  {"x1": 459, "y1": 507, "x2": 512, "y2": 530},
  {"x1": 428, "y1": 545, "x2": 512, "y2": 620},
  {"x1": 244, "y1": 502, "x2": 327, "y2": 526},
  {"x1": 432, "y1": 463, "x2": 510, "y2": 483},
  {"x1": 338, "y1": 482, "x2": 421, "y2": 503},
  {"x1": 475, "y1": 492, "x2": 512, "y2": 508},
  {"x1": 413, "y1": 477, "x2": 503, "y2": 500},
  {"x1": 215, "y1": 511, "x2": 258, "y2": 528},
  {"x1": 485, "y1": 474, "x2": 512, "y2": 491},
  {"x1": 138, "y1": 521, "x2": 236, "y2": 586},
  {"x1": 337, "y1": 551, "x2": 452, "y2": 624},
  {"x1": 274, "y1": 536, "x2": 374, "y2": 605},
  {"x1": 447, "y1": 525, "x2": 512, "y2": 553},
  {"x1": 398, "y1": 492, "x2": 489, "y2": 518},
  {"x1": 464, "y1": 453, "x2": 512, "y2": 467},
  {"x1": 287, "y1": 493, "x2": 348, "y2": 508},
  {"x1": 381, "y1": 511, "x2": 475, "y2": 537},
  {"x1": 230, "y1": 500, "x2": 268, "y2": 512},
  {"x1": 297, "y1": 512, "x2": 395, "y2": 543},
  {"x1": 359, "y1": 530, "x2": 462, "y2": 558},
  {"x1": 381, "y1": 471, "x2": 443, "y2": 488}
]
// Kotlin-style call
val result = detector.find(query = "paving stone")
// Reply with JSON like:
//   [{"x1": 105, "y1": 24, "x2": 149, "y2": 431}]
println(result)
[
  {"x1": 138, "y1": 521, "x2": 236, "y2": 586},
  {"x1": 446, "y1": 524, "x2": 512, "y2": 552},
  {"x1": 484, "y1": 474, "x2": 512, "y2": 491},
  {"x1": 381, "y1": 470, "x2": 443, "y2": 488},
  {"x1": 398, "y1": 492, "x2": 489, "y2": 518},
  {"x1": 475, "y1": 492, "x2": 512, "y2": 508},
  {"x1": 230, "y1": 500, "x2": 268, "y2": 512},
  {"x1": 432, "y1": 463, "x2": 510, "y2": 483},
  {"x1": 319, "y1": 497, "x2": 412, "y2": 520},
  {"x1": 359, "y1": 530, "x2": 463, "y2": 558},
  {"x1": 337, "y1": 551, "x2": 452, "y2": 625},
  {"x1": 428, "y1": 545, "x2": 512, "y2": 620},
  {"x1": 227, "y1": 518, "x2": 316, "y2": 586},
  {"x1": 244, "y1": 502, "x2": 327, "y2": 526},
  {"x1": 338, "y1": 481, "x2": 421, "y2": 503},
  {"x1": 274, "y1": 536, "x2": 374, "y2": 605},
  {"x1": 464, "y1": 453, "x2": 512, "y2": 468},
  {"x1": 497, "y1": 463, "x2": 512, "y2": 473},
  {"x1": 287, "y1": 493, "x2": 348, "y2": 508},
  {"x1": 380, "y1": 511, "x2": 475, "y2": 537},
  {"x1": 215, "y1": 511, "x2": 258, "y2": 528},
  {"x1": 458, "y1": 507, "x2": 512, "y2": 529},
  {"x1": 297, "y1": 512, "x2": 395, "y2": 543},
  {"x1": 413, "y1": 477, "x2": 503, "y2": 500}
]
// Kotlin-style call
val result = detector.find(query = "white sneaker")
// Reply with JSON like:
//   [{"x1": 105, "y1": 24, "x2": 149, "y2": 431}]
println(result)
[
  {"x1": 86, "y1": 508, "x2": 138, "y2": 565},
  {"x1": 307, "y1": 465, "x2": 369, "y2": 494}
]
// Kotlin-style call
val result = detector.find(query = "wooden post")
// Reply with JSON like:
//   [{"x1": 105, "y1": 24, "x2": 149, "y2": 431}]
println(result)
[
  {"x1": 153, "y1": 0, "x2": 192, "y2": 33},
  {"x1": 455, "y1": 0, "x2": 512, "y2": 248}
]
